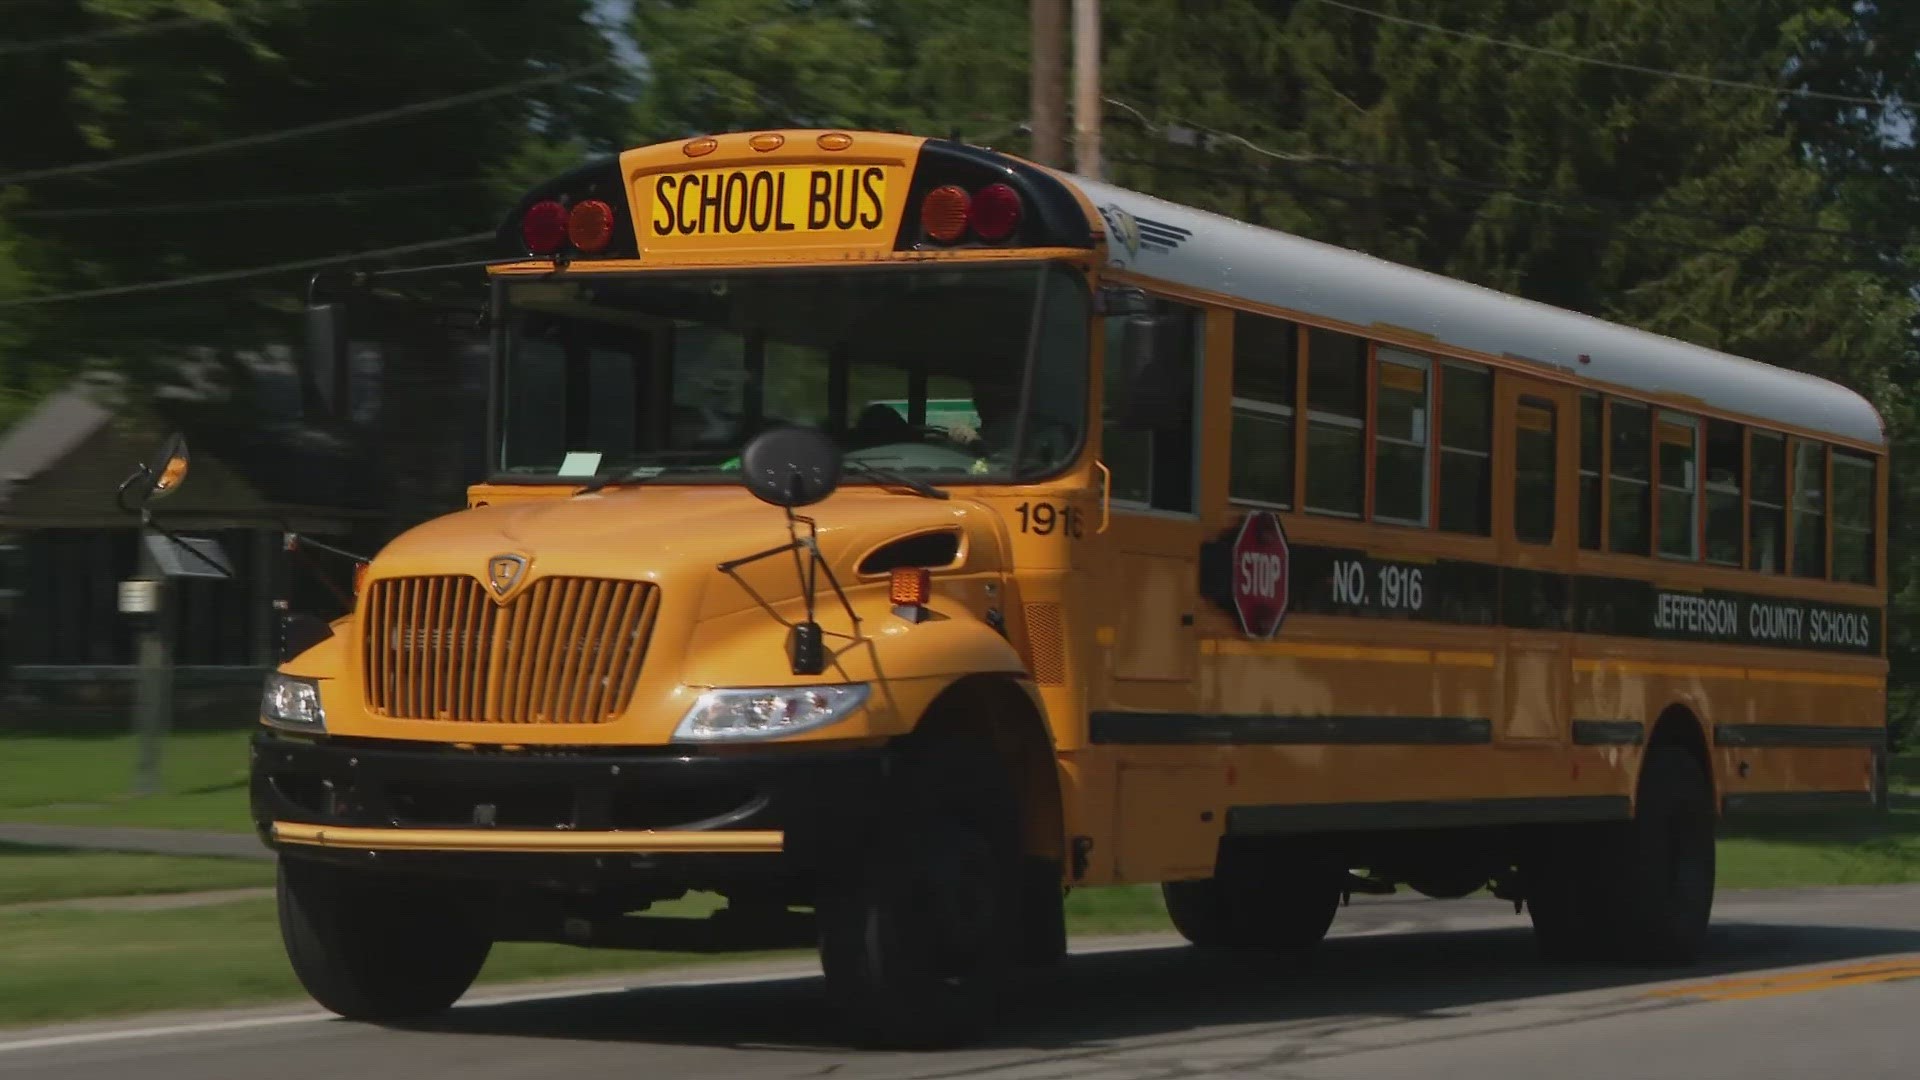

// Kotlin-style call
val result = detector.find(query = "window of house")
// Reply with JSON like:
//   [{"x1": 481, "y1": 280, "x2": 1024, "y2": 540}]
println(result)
[
  {"x1": 1578, "y1": 393, "x2": 1602, "y2": 550},
  {"x1": 1704, "y1": 420, "x2": 1743, "y2": 567},
  {"x1": 1229, "y1": 313, "x2": 1297, "y2": 509},
  {"x1": 1104, "y1": 297, "x2": 1201, "y2": 513},
  {"x1": 1792, "y1": 440, "x2": 1827, "y2": 578},
  {"x1": 1608, "y1": 400, "x2": 1651, "y2": 555},
  {"x1": 1656, "y1": 412, "x2": 1699, "y2": 561},
  {"x1": 1749, "y1": 432, "x2": 1787, "y2": 573},
  {"x1": 1303, "y1": 328, "x2": 1367, "y2": 517},
  {"x1": 1514, "y1": 397, "x2": 1557, "y2": 545},
  {"x1": 1373, "y1": 348, "x2": 1431, "y2": 525},
  {"x1": 1439, "y1": 363, "x2": 1492, "y2": 535},
  {"x1": 1832, "y1": 451, "x2": 1876, "y2": 585}
]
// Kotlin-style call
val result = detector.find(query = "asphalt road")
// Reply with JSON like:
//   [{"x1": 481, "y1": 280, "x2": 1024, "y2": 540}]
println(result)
[{"x1": 4, "y1": 884, "x2": 1917, "y2": 1079}]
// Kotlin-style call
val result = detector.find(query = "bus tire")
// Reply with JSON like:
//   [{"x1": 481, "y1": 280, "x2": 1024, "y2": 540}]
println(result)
[
  {"x1": 817, "y1": 744, "x2": 1017, "y2": 1049},
  {"x1": 1612, "y1": 748, "x2": 1716, "y2": 961},
  {"x1": 277, "y1": 856, "x2": 491, "y2": 1021},
  {"x1": 1526, "y1": 749, "x2": 1715, "y2": 962},
  {"x1": 1162, "y1": 848, "x2": 1340, "y2": 951}
]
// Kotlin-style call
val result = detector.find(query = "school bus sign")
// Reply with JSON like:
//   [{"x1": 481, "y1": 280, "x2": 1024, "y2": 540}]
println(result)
[{"x1": 1231, "y1": 510, "x2": 1290, "y2": 639}]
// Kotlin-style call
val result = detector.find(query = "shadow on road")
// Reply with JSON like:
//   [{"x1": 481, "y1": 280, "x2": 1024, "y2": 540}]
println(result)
[{"x1": 391, "y1": 906, "x2": 1920, "y2": 1055}]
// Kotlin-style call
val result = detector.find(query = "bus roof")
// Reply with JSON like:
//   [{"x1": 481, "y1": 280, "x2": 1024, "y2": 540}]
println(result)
[{"x1": 1066, "y1": 174, "x2": 1885, "y2": 449}]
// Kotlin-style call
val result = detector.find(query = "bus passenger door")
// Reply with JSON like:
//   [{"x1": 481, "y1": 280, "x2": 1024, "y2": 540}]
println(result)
[{"x1": 1496, "y1": 376, "x2": 1576, "y2": 744}]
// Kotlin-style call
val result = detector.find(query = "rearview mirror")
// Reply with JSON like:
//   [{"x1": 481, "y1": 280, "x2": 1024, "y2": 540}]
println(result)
[
  {"x1": 1105, "y1": 312, "x2": 1160, "y2": 423},
  {"x1": 740, "y1": 426, "x2": 842, "y2": 508},
  {"x1": 304, "y1": 301, "x2": 351, "y2": 421},
  {"x1": 116, "y1": 432, "x2": 190, "y2": 513}
]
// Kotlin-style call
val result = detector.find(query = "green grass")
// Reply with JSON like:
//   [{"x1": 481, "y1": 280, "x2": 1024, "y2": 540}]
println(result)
[
  {"x1": 0, "y1": 844, "x2": 270, "y2": 907},
  {"x1": 0, "y1": 731, "x2": 252, "y2": 831},
  {"x1": 0, "y1": 885, "x2": 1173, "y2": 1028}
]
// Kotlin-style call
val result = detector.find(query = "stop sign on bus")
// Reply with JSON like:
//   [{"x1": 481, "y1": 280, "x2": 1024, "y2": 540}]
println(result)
[{"x1": 1231, "y1": 510, "x2": 1290, "y2": 639}]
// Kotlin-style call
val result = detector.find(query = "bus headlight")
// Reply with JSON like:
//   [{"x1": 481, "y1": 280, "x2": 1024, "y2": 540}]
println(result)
[
  {"x1": 673, "y1": 684, "x2": 870, "y2": 743},
  {"x1": 261, "y1": 673, "x2": 326, "y2": 732}
]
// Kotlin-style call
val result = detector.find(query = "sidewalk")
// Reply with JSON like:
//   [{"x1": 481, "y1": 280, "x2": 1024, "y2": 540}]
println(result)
[{"x1": 0, "y1": 824, "x2": 266, "y2": 860}]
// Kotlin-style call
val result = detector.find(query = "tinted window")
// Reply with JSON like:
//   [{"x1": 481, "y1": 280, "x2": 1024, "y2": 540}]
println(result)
[
  {"x1": 1608, "y1": 401, "x2": 1651, "y2": 555},
  {"x1": 1514, "y1": 398, "x2": 1557, "y2": 545},
  {"x1": 1373, "y1": 348, "x2": 1431, "y2": 525},
  {"x1": 1104, "y1": 297, "x2": 1200, "y2": 513},
  {"x1": 1833, "y1": 451, "x2": 1876, "y2": 585},
  {"x1": 1704, "y1": 420, "x2": 1743, "y2": 566},
  {"x1": 1229, "y1": 313, "x2": 1297, "y2": 508},
  {"x1": 1792, "y1": 441, "x2": 1827, "y2": 578},
  {"x1": 1749, "y1": 432, "x2": 1786, "y2": 573},
  {"x1": 1304, "y1": 329, "x2": 1367, "y2": 517},
  {"x1": 1578, "y1": 394, "x2": 1602, "y2": 550},
  {"x1": 1657, "y1": 412, "x2": 1698, "y2": 561},
  {"x1": 1439, "y1": 364, "x2": 1492, "y2": 535}
]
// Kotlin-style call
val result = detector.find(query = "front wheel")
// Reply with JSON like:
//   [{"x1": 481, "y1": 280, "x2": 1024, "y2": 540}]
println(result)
[
  {"x1": 816, "y1": 744, "x2": 1018, "y2": 1049},
  {"x1": 277, "y1": 856, "x2": 492, "y2": 1021}
]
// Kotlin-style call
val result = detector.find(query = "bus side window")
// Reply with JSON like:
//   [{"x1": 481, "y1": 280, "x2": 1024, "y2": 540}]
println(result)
[
  {"x1": 1373, "y1": 348, "x2": 1432, "y2": 526},
  {"x1": 1228, "y1": 312, "x2": 1296, "y2": 509},
  {"x1": 1303, "y1": 328, "x2": 1367, "y2": 517},
  {"x1": 1439, "y1": 363, "x2": 1492, "y2": 535},
  {"x1": 1792, "y1": 440, "x2": 1828, "y2": 578},
  {"x1": 1577, "y1": 394, "x2": 1602, "y2": 549},
  {"x1": 1513, "y1": 397, "x2": 1556, "y2": 544},
  {"x1": 1749, "y1": 432, "x2": 1787, "y2": 572},
  {"x1": 1832, "y1": 450, "x2": 1876, "y2": 584},
  {"x1": 1656, "y1": 412, "x2": 1699, "y2": 561},
  {"x1": 1104, "y1": 297, "x2": 1200, "y2": 513},
  {"x1": 1704, "y1": 420, "x2": 1743, "y2": 566},
  {"x1": 1607, "y1": 400, "x2": 1651, "y2": 555}
]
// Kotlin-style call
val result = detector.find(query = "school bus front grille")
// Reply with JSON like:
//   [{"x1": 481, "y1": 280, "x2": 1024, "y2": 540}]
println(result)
[{"x1": 362, "y1": 576, "x2": 659, "y2": 723}]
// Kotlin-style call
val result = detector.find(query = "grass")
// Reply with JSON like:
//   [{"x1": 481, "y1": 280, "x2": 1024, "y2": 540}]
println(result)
[
  {"x1": 1719, "y1": 753, "x2": 1920, "y2": 888},
  {"x1": 0, "y1": 885, "x2": 1173, "y2": 1028},
  {"x1": 0, "y1": 730, "x2": 252, "y2": 831},
  {"x1": 0, "y1": 844, "x2": 270, "y2": 907}
]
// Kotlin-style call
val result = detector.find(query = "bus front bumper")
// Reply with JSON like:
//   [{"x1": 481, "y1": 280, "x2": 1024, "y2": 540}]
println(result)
[{"x1": 249, "y1": 731, "x2": 895, "y2": 878}]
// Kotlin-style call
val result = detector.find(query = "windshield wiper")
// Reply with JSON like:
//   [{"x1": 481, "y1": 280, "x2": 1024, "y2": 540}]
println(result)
[
  {"x1": 572, "y1": 466, "x2": 664, "y2": 498},
  {"x1": 844, "y1": 460, "x2": 950, "y2": 500}
]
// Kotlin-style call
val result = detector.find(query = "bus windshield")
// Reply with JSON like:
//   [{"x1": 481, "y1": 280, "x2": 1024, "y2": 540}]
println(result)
[{"x1": 495, "y1": 262, "x2": 1088, "y2": 484}]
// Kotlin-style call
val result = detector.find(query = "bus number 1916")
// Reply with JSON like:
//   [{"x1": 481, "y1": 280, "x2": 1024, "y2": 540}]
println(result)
[{"x1": 1331, "y1": 559, "x2": 1424, "y2": 612}]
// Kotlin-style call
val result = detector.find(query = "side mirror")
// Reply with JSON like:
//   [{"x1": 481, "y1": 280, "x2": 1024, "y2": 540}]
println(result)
[
  {"x1": 740, "y1": 426, "x2": 842, "y2": 508},
  {"x1": 116, "y1": 432, "x2": 190, "y2": 513},
  {"x1": 304, "y1": 301, "x2": 351, "y2": 421},
  {"x1": 1105, "y1": 313, "x2": 1160, "y2": 424}
]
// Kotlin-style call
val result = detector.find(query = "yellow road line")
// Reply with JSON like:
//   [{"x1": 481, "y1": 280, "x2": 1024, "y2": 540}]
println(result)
[{"x1": 1650, "y1": 957, "x2": 1920, "y2": 1002}]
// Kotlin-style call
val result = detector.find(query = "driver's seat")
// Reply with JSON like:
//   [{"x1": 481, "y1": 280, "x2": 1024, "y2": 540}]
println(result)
[{"x1": 850, "y1": 403, "x2": 914, "y2": 448}]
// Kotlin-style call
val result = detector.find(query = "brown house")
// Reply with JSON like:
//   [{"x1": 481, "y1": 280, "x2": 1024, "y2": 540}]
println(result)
[{"x1": 0, "y1": 381, "x2": 382, "y2": 691}]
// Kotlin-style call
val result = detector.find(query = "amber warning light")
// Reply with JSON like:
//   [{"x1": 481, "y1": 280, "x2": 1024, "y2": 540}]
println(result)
[{"x1": 890, "y1": 567, "x2": 934, "y2": 623}]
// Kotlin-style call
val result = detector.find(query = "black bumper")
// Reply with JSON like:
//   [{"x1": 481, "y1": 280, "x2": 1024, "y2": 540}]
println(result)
[{"x1": 250, "y1": 731, "x2": 897, "y2": 883}]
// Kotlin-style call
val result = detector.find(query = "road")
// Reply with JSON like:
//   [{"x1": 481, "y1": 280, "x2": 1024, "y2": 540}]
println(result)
[{"x1": 3, "y1": 884, "x2": 1916, "y2": 1079}]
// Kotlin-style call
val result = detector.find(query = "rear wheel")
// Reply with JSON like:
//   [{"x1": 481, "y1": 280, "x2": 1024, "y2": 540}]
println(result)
[
  {"x1": 277, "y1": 856, "x2": 492, "y2": 1021},
  {"x1": 1525, "y1": 748, "x2": 1716, "y2": 962},
  {"x1": 1162, "y1": 844, "x2": 1341, "y2": 952}
]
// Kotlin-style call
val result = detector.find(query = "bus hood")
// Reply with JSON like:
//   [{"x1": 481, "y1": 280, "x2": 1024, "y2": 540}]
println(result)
[{"x1": 362, "y1": 485, "x2": 1007, "y2": 624}]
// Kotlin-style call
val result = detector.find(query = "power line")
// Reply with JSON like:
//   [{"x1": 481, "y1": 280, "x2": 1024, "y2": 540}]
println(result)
[
  {"x1": 0, "y1": 232, "x2": 494, "y2": 310},
  {"x1": 1102, "y1": 96, "x2": 1909, "y2": 253},
  {"x1": 0, "y1": 59, "x2": 615, "y2": 188},
  {"x1": 1306, "y1": 0, "x2": 1887, "y2": 108},
  {"x1": 12, "y1": 179, "x2": 496, "y2": 221}
]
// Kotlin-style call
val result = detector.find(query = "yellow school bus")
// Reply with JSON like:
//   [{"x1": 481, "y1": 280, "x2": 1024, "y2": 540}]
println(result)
[{"x1": 217, "y1": 129, "x2": 1883, "y2": 1047}]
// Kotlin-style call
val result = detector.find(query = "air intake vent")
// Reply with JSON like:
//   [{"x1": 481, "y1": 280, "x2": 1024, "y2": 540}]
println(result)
[
  {"x1": 362, "y1": 576, "x2": 658, "y2": 724},
  {"x1": 1023, "y1": 602, "x2": 1066, "y2": 685}
]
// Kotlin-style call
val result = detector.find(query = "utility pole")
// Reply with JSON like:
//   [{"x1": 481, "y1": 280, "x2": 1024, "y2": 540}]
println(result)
[
  {"x1": 1029, "y1": 0, "x2": 1067, "y2": 168},
  {"x1": 1072, "y1": 0, "x2": 1102, "y2": 179}
]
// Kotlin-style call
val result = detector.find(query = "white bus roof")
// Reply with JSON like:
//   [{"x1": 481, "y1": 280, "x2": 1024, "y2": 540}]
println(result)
[{"x1": 1067, "y1": 175, "x2": 1885, "y2": 449}]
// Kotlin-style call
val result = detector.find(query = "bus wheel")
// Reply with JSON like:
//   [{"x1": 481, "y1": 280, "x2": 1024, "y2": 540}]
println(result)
[
  {"x1": 277, "y1": 856, "x2": 492, "y2": 1021},
  {"x1": 817, "y1": 747, "x2": 1016, "y2": 1049},
  {"x1": 1612, "y1": 748, "x2": 1716, "y2": 961},
  {"x1": 1526, "y1": 748, "x2": 1715, "y2": 962},
  {"x1": 1162, "y1": 848, "x2": 1340, "y2": 951}
]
